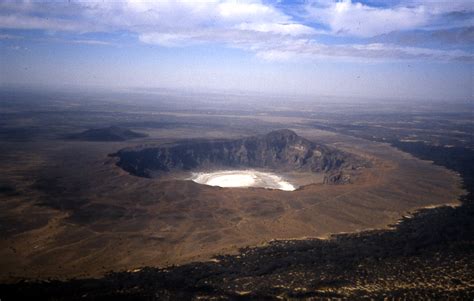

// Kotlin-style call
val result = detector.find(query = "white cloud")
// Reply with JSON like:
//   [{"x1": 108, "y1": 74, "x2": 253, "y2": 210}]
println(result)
[
  {"x1": 218, "y1": 2, "x2": 275, "y2": 19},
  {"x1": 410, "y1": 0, "x2": 474, "y2": 14},
  {"x1": 253, "y1": 40, "x2": 473, "y2": 62},
  {"x1": 0, "y1": 0, "x2": 472, "y2": 61},
  {"x1": 72, "y1": 39, "x2": 113, "y2": 46},
  {"x1": 82, "y1": 0, "x2": 317, "y2": 47},
  {"x1": 237, "y1": 22, "x2": 316, "y2": 36},
  {"x1": 0, "y1": 14, "x2": 91, "y2": 32},
  {"x1": 306, "y1": 0, "x2": 429, "y2": 37},
  {"x1": 305, "y1": 0, "x2": 474, "y2": 37},
  {"x1": 0, "y1": 33, "x2": 22, "y2": 39},
  {"x1": 138, "y1": 32, "x2": 198, "y2": 47},
  {"x1": 6, "y1": 44, "x2": 29, "y2": 51}
]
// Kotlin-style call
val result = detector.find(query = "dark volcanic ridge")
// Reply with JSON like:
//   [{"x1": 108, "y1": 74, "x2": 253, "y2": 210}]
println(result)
[
  {"x1": 66, "y1": 126, "x2": 147, "y2": 142},
  {"x1": 112, "y1": 129, "x2": 365, "y2": 184}
]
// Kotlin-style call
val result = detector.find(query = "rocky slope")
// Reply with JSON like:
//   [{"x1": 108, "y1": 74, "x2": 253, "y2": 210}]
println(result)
[{"x1": 112, "y1": 129, "x2": 362, "y2": 183}]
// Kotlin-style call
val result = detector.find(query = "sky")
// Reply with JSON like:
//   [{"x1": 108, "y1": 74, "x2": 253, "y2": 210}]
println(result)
[{"x1": 0, "y1": 0, "x2": 473, "y2": 100}]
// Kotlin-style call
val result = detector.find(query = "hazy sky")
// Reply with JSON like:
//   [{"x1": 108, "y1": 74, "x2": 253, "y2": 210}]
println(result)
[{"x1": 0, "y1": 0, "x2": 472, "y2": 100}]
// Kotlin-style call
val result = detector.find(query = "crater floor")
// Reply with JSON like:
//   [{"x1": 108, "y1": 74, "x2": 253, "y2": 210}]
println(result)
[{"x1": 190, "y1": 170, "x2": 296, "y2": 191}]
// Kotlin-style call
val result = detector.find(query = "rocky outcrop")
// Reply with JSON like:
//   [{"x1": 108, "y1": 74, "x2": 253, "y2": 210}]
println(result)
[
  {"x1": 323, "y1": 171, "x2": 352, "y2": 185},
  {"x1": 67, "y1": 126, "x2": 147, "y2": 142},
  {"x1": 112, "y1": 130, "x2": 363, "y2": 184}
]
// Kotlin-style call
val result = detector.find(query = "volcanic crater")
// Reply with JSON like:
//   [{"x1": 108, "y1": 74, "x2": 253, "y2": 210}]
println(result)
[{"x1": 112, "y1": 129, "x2": 365, "y2": 189}]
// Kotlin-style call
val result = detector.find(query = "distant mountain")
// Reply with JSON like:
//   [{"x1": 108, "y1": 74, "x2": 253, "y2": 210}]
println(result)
[
  {"x1": 112, "y1": 129, "x2": 364, "y2": 183},
  {"x1": 66, "y1": 126, "x2": 147, "y2": 142}
]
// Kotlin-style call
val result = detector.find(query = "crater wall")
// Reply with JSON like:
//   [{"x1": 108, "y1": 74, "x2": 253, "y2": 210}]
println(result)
[{"x1": 112, "y1": 130, "x2": 364, "y2": 183}]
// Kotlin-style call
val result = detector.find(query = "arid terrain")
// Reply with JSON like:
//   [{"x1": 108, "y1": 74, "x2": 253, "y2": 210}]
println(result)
[
  {"x1": 0, "y1": 88, "x2": 472, "y2": 299},
  {"x1": 2, "y1": 0, "x2": 473, "y2": 298}
]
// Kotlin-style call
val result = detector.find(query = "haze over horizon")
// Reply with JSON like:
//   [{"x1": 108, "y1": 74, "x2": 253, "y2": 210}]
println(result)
[{"x1": 0, "y1": 0, "x2": 473, "y2": 100}]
